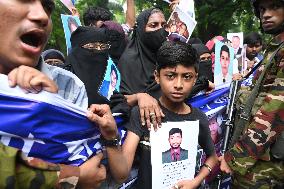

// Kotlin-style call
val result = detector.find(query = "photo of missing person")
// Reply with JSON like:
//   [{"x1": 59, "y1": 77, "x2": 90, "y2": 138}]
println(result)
[
  {"x1": 61, "y1": 14, "x2": 81, "y2": 54},
  {"x1": 166, "y1": 6, "x2": 197, "y2": 43},
  {"x1": 227, "y1": 32, "x2": 244, "y2": 56},
  {"x1": 98, "y1": 59, "x2": 121, "y2": 100},
  {"x1": 214, "y1": 41, "x2": 234, "y2": 86},
  {"x1": 162, "y1": 128, "x2": 188, "y2": 164}
]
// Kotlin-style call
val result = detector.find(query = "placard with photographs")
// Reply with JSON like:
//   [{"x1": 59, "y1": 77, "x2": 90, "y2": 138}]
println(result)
[
  {"x1": 214, "y1": 41, "x2": 234, "y2": 87},
  {"x1": 61, "y1": 14, "x2": 81, "y2": 54},
  {"x1": 227, "y1": 32, "x2": 243, "y2": 56},
  {"x1": 151, "y1": 121, "x2": 199, "y2": 189},
  {"x1": 166, "y1": 6, "x2": 197, "y2": 43},
  {"x1": 98, "y1": 58, "x2": 121, "y2": 101},
  {"x1": 163, "y1": 0, "x2": 195, "y2": 19}
]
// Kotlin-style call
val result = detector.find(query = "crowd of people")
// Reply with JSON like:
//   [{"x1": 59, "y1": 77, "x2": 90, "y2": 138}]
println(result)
[{"x1": 0, "y1": 0, "x2": 283, "y2": 189}]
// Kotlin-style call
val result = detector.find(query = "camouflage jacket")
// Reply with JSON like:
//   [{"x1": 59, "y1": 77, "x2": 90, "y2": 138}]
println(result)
[
  {"x1": 224, "y1": 37, "x2": 284, "y2": 186},
  {"x1": 0, "y1": 144, "x2": 79, "y2": 189}
]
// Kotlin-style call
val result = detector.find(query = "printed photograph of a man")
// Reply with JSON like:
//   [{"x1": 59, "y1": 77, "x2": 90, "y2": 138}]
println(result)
[
  {"x1": 214, "y1": 41, "x2": 234, "y2": 86},
  {"x1": 162, "y1": 128, "x2": 188, "y2": 163},
  {"x1": 99, "y1": 64, "x2": 119, "y2": 100},
  {"x1": 61, "y1": 14, "x2": 81, "y2": 54}
]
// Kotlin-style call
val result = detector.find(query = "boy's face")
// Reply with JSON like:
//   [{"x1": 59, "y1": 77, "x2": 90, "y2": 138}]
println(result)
[
  {"x1": 155, "y1": 65, "x2": 197, "y2": 103},
  {"x1": 0, "y1": 0, "x2": 54, "y2": 74}
]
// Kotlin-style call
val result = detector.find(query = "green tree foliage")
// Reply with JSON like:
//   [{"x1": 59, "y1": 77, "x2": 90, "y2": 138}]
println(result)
[
  {"x1": 193, "y1": 0, "x2": 260, "y2": 42},
  {"x1": 47, "y1": 0, "x2": 260, "y2": 54},
  {"x1": 46, "y1": 0, "x2": 110, "y2": 54}
]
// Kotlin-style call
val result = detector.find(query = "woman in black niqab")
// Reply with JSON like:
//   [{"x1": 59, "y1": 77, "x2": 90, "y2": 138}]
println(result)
[
  {"x1": 117, "y1": 8, "x2": 168, "y2": 129},
  {"x1": 118, "y1": 8, "x2": 168, "y2": 97}
]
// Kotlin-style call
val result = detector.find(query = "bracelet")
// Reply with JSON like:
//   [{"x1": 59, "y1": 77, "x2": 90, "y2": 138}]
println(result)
[{"x1": 203, "y1": 163, "x2": 212, "y2": 173}]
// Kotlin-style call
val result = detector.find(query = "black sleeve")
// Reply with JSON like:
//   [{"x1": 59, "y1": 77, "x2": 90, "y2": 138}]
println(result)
[
  {"x1": 196, "y1": 109, "x2": 215, "y2": 156},
  {"x1": 124, "y1": 106, "x2": 144, "y2": 138}
]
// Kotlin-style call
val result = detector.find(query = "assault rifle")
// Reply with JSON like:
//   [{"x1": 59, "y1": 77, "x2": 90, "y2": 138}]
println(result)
[
  {"x1": 216, "y1": 61, "x2": 262, "y2": 188},
  {"x1": 216, "y1": 79, "x2": 241, "y2": 188}
]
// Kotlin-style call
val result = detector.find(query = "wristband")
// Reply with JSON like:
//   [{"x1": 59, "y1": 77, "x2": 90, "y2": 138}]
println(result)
[{"x1": 100, "y1": 134, "x2": 121, "y2": 147}]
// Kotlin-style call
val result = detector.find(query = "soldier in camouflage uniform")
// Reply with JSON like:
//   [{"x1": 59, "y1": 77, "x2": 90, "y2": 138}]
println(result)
[
  {"x1": 219, "y1": 0, "x2": 284, "y2": 188},
  {"x1": 0, "y1": 0, "x2": 125, "y2": 188}
]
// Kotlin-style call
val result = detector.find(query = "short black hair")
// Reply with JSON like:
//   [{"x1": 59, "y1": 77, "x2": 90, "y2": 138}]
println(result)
[
  {"x1": 244, "y1": 32, "x2": 262, "y2": 45},
  {"x1": 169, "y1": 128, "x2": 182, "y2": 137},
  {"x1": 83, "y1": 6, "x2": 113, "y2": 26},
  {"x1": 157, "y1": 41, "x2": 198, "y2": 72},
  {"x1": 220, "y1": 45, "x2": 230, "y2": 57}
]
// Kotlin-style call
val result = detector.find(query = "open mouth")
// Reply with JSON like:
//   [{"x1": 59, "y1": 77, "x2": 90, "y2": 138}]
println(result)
[{"x1": 20, "y1": 31, "x2": 45, "y2": 48}]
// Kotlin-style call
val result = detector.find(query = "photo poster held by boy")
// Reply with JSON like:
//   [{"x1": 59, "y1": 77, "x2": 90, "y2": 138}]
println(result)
[
  {"x1": 227, "y1": 32, "x2": 244, "y2": 57},
  {"x1": 61, "y1": 14, "x2": 81, "y2": 54},
  {"x1": 214, "y1": 41, "x2": 234, "y2": 87},
  {"x1": 163, "y1": 0, "x2": 195, "y2": 19},
  {"x1": 60, "y1": 0, "x2": 76, "y2": 11},
  {"x1": 98, "y1": 58, "x2": 121, "y2": 101},
  {"x1": 167, "y1": 6, "x2": 197, "y2": 43},
  {"x1": 151, "y1": 121, "x2": 199, "y2": 189}
]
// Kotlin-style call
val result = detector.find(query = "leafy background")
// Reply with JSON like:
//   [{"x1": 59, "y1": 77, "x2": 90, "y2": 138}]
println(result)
[{"x1": 47, "y1": 0, "x2": 265, "y2": 54}]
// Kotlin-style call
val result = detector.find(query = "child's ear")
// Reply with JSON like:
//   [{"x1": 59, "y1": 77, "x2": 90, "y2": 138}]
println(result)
[{"x1": 154, "y1": 70, "x2": 160, "y2": 84}]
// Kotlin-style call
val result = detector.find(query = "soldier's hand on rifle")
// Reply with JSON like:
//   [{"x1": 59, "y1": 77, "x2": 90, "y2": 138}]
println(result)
[
  {"x1": 232, "y1": 73, "x2": 242, "y2": 81},
  {"x1": 218, "y1": 155, "x2": 232, "y2": 174}
]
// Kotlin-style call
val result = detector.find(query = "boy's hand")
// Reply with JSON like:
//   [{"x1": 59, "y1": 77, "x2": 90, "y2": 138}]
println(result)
[
  {"x1": 87, "y1": 104, "x2": 118, "y2": 140},
  {"x1": 78, "y1": 153, "x2": 106, "y2": 189},
  {"x1": 8, "y1": 65, "x2": 58, "y2": 94},
  {"x1": 218, "y1": 155, "x2": 232, "y2": 174},
  {"x1": 136, "y1": 93, "x2": 164, "y2": 131},
  {"x1": 173, "y1": 178, "x2": 199, "y2": 189}
]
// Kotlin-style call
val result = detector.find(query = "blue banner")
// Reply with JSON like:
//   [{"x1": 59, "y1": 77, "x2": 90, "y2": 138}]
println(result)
[{"x1": 0, "y1": 75, "x2": 126, "y2": 166}]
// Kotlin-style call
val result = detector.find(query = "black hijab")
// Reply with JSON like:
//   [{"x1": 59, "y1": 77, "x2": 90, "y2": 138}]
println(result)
[
  {"x1": 192, "y1": 43, "x2": 214, "y2": 82},
  {"x1": 101, "y1": 21, "x2": 127, "y2": 65},
  {"x1": 118, "y1": 8, "x2": 168, "y2": 96},
  {"x1": 67, "y1": 26, "x2": 110, "y2": 105}
]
